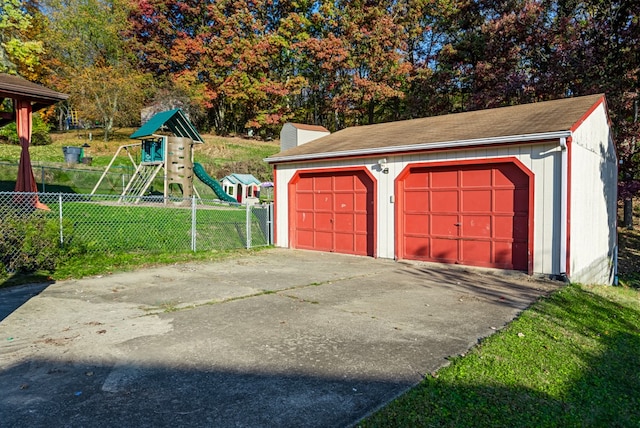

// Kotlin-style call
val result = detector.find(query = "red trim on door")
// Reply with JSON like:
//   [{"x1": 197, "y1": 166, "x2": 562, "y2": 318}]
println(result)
[
  {"x1": 395, "y1": 157, "x2": 534, "y2": 274},
  {"x1": 288, "y1": 166, "x2": 377, "y2": 257}
]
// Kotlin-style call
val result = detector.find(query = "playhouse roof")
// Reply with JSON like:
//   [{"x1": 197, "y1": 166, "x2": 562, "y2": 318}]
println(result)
[
  {"x1": 130, "y1": 108, "x2": 204, "y2": 143},
  {"x1": 222, "y1": 173, "x2": 261, "y2": 186},
  {"x1": 267, "y1": 94, "x2": 605, "y2": 163}
]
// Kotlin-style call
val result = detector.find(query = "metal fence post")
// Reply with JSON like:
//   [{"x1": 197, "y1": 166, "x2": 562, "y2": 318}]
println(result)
[
  {"x1": 41, "y1": 166, "x2": 45, "y2": 193},
  {"x1": 269, "y1": 203, "x2": 274, "y2": 245},
  {"x1": 58, "y1": 193, "x2": 64, "y2": 246},
  {"x1": 246, "y1": 202, "x2": 251, "y2": 249},
  {"x1": 191, "y1": 195, "x2": 197, "y2": 251}
]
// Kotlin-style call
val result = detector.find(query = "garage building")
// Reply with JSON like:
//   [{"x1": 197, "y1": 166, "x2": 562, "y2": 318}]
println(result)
[{"x1": 266, "y1": 94, "x2": 618, "y2": 285}]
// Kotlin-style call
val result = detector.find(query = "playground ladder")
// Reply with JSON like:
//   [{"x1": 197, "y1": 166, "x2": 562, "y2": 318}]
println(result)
[{"x1": 119, "y1": 163, "x2": 164, "y2": 203}]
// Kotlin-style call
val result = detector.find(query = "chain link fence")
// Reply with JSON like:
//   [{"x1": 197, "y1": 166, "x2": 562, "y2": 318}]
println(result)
[
  {"x1": 0, "y1": 191, "x2": 273, "y2": 272},
  {"x1": 0, "y1": 162, "x2": 224, "y2": 199}
]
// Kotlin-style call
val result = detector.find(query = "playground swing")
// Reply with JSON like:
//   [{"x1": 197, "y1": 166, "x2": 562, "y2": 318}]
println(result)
[{"x1": 91, "y1": 109, "x2": 238, "y2": 204}]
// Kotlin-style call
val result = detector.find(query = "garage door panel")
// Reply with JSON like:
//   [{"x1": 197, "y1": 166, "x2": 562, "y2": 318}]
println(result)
[
  {"x1": 430, "y1": 238, "x2": 458, "y2": 262},
  {"x1": 431, "y1": 190, "x2": 458, "y2": 210},
  {"x1": 296, "y1": 230, "x2": 315, "y2": 249},
  {"x1": 354, "y1": 234, "x2": 369, "y2": 255},
  {"x1": 462, "y1": 214, "x2": 491, "y2": 237},
  {"x1": 334, "y1": 193, "x2": 354, "y2": 211},
  {"x1": 461, "y1": 240, "x2": 492, "y2": 264},
  {"x1": 297, "y1": 193, "x2": 314, "y2": 210},
  {"x1": 405, "y1": 214, "x2": 429, "y2": 235},
  {"x1": 399, "y1": 162, "x2": 530, "y2": 272},
  {"x1": 314, "y1": 231, "x2": 333, "y2": 251},
  {"x1": 296, "y1": 178, "x2": 314, "y2": 191},
  {"x1": 315, "y1": 212, "x2": 333, "y2": 232},
  {"x1": 461, "y1": 169, "x2": 492, "y2": 187},
  {"x1": 404, "y1": 236, "x2": 429, "y2": 257},
  {"x1": 314, "y1": 176, "x2": 333, "y2": 190},
  {"x1": 494, "y1": 215, "x2": 514, "y2": 239},
  {"x1": 494, "y1": 241, "x2": 513, "y2": 266},
  {"x1": 461, "y1": 189, "x2": 492, "y2": 211},
  {"x1": 431, "y1": 214, "x2": 458, "y2": 236},
  {"x1": 494, "y1": 189, "x2": 514, "y2": 212},
  {"x1": 354, "y1": 213, "x2": 370, "y2": 233},
  {"x1": 431, "y1": 170, "x2": 458, "y2": 188},
  {"x1": 514, "y1": 189, "x2": 529, "y2": 210},
  {"x1": 404, "y1": 193, "x2": 428, "y2": 213},
  {"x1": 404, "y1": 171, "x2": 429, "y2": 188},
  {"x1": 513, "y1": 215, "x2": 529, "y2": 240},
  {"x1": 333, "y1": 174, "x2": 354, "y2": 190},
  {"x1": 296, "y1": 211, "x2": 314, "y2": 228},
  {"x1": 354, "y1": 192, "x2": 370, "y2": 210},
  {"x1": 334, "y1": 232, "x2": 355, "y2": 252},
  {"x1": 334, "y1": 213, "x2": 354, "y2": 232},
  {"x1": 512, "y1": 242, "x2": 528, "y2": 267},
  {"x1": 314, "y1": 193, "x2": 332, "y2": 210}
]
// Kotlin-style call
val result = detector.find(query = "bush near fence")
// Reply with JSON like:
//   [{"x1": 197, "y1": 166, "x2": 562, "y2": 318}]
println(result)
[{"x1": 0, "y1": 192, "x2": 273, "y2": 273}]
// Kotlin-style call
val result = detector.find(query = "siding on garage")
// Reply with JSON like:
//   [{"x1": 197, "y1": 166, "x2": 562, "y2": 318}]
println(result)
[{"x1": 569, "y1": 101, "x2": 617, "y2": 284}]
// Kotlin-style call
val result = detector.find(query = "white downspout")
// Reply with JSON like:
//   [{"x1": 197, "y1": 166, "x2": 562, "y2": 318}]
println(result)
[{"x1": 559, "y1": 137, "x2": 568, "y2": 280}]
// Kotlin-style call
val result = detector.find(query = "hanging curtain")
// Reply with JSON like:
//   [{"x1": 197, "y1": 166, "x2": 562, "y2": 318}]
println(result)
[{"x1": 14, "y1": 99, "x2": 49, "y2": 210}]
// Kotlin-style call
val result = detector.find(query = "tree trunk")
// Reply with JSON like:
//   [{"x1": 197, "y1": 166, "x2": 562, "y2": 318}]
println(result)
[{"x1": 624, "y1": 198, "x2": 634, "y2": 229}]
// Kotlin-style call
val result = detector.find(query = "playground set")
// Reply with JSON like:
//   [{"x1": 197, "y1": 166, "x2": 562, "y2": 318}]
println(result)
[{"x1": 91, "y1": 109, "x2": 239, "y2": 204}]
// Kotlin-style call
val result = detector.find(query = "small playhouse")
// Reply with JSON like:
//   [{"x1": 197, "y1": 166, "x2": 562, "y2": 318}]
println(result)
[
  {"x1": 221, "y1": 173, "x2": 261, "y2": 204},
  {"x1": 267, "y1": 94, "x2": 618, "y2": 285}
]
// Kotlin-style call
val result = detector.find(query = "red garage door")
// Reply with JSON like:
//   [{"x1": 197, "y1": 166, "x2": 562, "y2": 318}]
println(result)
[
  {"x1": 290, "y1": 169, "x2": 375, "y2": 256},
  {"x1": 397, "y1": 161, "x2": 531, "y2": 271}
]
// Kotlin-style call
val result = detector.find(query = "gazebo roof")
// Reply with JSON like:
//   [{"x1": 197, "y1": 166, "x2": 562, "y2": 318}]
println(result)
[
  {"x1": 0, "y1": 73, "x2": 68, "y2": 109},
  {"x1": 0, "y1": 73, "x2": 68, "y2": 128}
]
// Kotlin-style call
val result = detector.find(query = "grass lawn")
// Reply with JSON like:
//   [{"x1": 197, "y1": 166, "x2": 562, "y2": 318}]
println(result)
[
  {"x1": 361, "y1": 221, "x2": 640, "y2": 427},
  {"x1": 0, "y1": 128, "x2": 280, "y2": 193}
]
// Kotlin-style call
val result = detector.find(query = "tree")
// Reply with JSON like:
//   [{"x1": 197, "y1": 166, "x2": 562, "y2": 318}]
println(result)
[
  {"x1": 0, "y1": 0, "x2": 43, "y2": 74},
  {"x1": 41, "y1": 0, "x2": 149, "y2": 139}
]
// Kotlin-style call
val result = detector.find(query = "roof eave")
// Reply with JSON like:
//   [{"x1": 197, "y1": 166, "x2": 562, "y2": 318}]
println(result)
[{"x1": 265, "y1": 130, "x2": 573, "y2": 164}]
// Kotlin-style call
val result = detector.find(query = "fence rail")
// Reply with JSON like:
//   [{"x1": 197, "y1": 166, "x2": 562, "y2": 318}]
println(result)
[
  {"x1": 0, "y1": 162, "x2": 225, "y2": 199},
  {"x1": 0, "y1": 191, "x2": 273, "y2": 272}
]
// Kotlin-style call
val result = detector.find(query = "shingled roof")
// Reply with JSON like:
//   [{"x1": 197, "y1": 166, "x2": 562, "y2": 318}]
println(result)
[{"x1": 267, "y1": 93, "x2": 605, "y2": 163}]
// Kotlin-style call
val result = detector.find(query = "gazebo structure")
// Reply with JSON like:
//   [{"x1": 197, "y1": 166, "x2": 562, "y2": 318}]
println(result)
[{"x1": 0, "y1": 73, "x2": 68, "y2": 209}]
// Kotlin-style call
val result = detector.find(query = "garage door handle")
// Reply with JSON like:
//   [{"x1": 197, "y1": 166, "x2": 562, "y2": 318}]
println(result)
[{"x1": 454, "y1": 223, "x2": 461, "y2": 226}]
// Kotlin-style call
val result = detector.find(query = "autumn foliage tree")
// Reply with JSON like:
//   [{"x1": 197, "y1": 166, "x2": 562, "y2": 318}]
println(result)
[
  {"x1": 28, "y1": 0, "x2": 640, "y2": 206},
  {"x1": 41, "y1": 0, "x2": 148, "y2": 139}
]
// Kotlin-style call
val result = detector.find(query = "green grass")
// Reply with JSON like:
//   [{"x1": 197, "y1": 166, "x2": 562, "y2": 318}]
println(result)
[
  {"x1": 1, "y1": 247, "x2": 267, "y2": 286},
  {"x1": 1, "y1": 130, "x2": 280, "y2": 194},
  {"x1": 361, "y1": 282, "x2": 640, "y2": 427}
]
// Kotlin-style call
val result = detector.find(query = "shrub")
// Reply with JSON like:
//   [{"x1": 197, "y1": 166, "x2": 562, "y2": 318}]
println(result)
[
  {"x1": 0, "y1": 114, "x2": 52, "y2": 146},
  {"x1": 0, "y1": 210, "x2": 83, "y2": 274}
]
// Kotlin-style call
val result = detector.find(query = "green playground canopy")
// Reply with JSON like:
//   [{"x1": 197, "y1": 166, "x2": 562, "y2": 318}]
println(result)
[{"x1": 130, "y1": 109, "x2": 204, "y2": 143}]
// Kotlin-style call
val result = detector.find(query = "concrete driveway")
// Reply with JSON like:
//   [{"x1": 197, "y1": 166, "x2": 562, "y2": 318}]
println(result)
[{"x1": 0, "y1": 249, "x2": 559, "y2": 427}]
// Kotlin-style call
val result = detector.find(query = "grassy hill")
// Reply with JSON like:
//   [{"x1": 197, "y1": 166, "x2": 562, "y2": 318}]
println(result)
[{"x1": 0, "y1": 128, "x2": 280, "y2": 194}]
